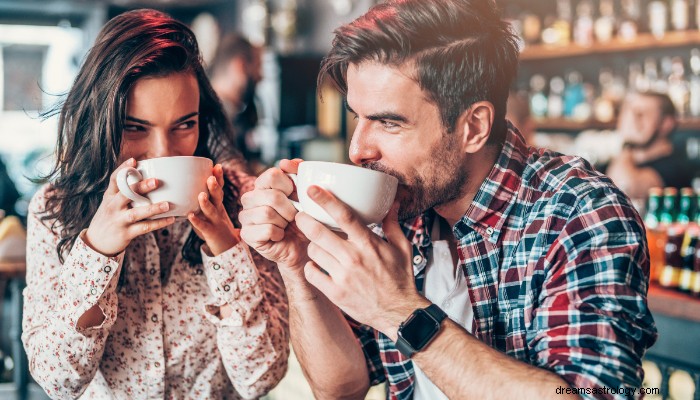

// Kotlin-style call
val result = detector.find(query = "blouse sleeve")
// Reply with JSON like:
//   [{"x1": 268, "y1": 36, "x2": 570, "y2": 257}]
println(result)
[{"x1": 21, "y1": 187, "x2": 123, "y2": 399}]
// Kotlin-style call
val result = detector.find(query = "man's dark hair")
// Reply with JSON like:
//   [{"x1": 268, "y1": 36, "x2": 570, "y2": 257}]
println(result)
[
  {"x1": 641, "y1": 91, "x2": 678, "y2": 120},
  {"x1": 207, "y1": 33, "x2": 255, "y2": 77},
  {"x1": 318, "y1": 0, "x2": 520, "y2": 143}
]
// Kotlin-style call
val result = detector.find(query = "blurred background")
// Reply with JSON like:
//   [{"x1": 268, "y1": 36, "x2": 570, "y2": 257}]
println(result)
[{"x1": 0, "y1": 0, "x2": 699, "y2": 399}]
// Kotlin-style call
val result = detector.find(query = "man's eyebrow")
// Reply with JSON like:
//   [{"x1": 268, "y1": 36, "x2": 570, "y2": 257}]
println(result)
[
  {"x1": 125, "y1": 112, "x2": 199, "y2": 126},
  {"x1": 344, "y1": 103, "x2": 409, "y2": 123}
]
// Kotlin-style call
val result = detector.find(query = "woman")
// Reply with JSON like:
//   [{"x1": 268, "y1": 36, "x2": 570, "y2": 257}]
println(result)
[{"x1": 22, "y1": 9, "x2": 288, "y2": 399}]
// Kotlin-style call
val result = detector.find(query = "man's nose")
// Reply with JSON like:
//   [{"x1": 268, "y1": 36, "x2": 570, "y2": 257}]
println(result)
[{"x1": 348, "y1": 123, "x2": 380, "y2": 165}]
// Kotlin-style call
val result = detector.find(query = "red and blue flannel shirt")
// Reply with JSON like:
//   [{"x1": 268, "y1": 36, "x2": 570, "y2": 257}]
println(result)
[{"x1": 352, "y1": 124, "x2": 658, "y2": 400}]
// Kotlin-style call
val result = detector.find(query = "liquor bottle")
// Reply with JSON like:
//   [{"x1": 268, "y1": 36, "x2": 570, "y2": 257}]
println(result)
[
  {"x1": 594, "y1": 68, "x2": 616, "y2": 123},
  {"x1": 679, "y1": 228, "x2": 698, "y2": 292},
  {"x1": 595, "y1": 0, "x2": 616, "y2": 43},
  {"x1": 575, "y1": 0, "x2": 595, "y2": 46},
  {"x1": 660, "y1": 225, "x2": 684, "y2": 289},
  {"x1": 649, "y1": 1, "x2": 669, "y2": 39},
  {"x1": 692, "y1": 239, "x2": 700, "y2": 297},
  {"x1": 548, "y1": 76, "x2": 565, "y2": 119},
  {"x1": 564, "y1": 71, "x2": 585, "y2": 118},
  {"x1": 522, "y1": 13, "x2": 542, "y2": 46},
  {"x1": 660, "y1": 187, "x2": 679, "y2": 225},
  {"x1": 678, "y1": 187, "x2": 695, "y2": 225},
  {"x1": 620, "y1": 0, "x2": 641, "y2": 41},
  {"x1": 672, "y1": 0, "x2": 690, "y2": 31},
  {"x1": 553, "y1": 0, "x2": 573, "y2": 45},
  {"x1": 689, "y1": 49, "x2": 700, "y2": 117},
  {"x1": 668, "y1": 57, "x2": 689, "y2": 117},
  {"x1": 645, "y1": 187, "x2": 666, "y2": 282},
  {"x1": 530, "y1": 74, "x2": 549, "y2": 119}
]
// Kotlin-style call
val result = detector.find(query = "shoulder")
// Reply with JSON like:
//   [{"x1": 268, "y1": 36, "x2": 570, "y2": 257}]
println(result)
[{"x1": 28, "y1": 184, "x2": 54, "y2": 216}]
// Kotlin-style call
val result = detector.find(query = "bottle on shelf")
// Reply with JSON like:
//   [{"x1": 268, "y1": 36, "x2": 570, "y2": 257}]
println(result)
[
  {"x1": 678, "y1": 187, "x2": 695, "y2": 225},
  {"x1": 689, "y1": 48, "x2": 700, "y2": 117},
  {"x1": 679, "y1": 228, "x2": 699, "y2": 292},
  {"x1": 648, "y1": 0, "x2": 669, "y2": 39},
  {"x1": 619, "y1": 0, "x2": 641, "y2": 41},
  {"x1": 672, "y1": 0, "x2": 690, "y2": 31},
  {"x1": 542, "y1": 0, "x2": 572, "y2": 46},
  {"x1": 660, "y1": 225, "x2": 684, "y2": 289},
  {"x1": 660, "y1": 187, "x2": 679, "y2": 225},
  {"x1": 594, "y1": 0, "x2": 616, "y2": 43},
  {"x1": 574, "y1": 0, "x2": 595, "y2": 46},
  {"x1": 692, "y1": 239, "x2": 700, "y2": 297},
  {"x1": 645, "y1": 187, "x2": 666, "y2": 283},
  {"x1": 522, "y1": 12, "x2": 542, "y2": 47},
  {"x1": 564, "y1": 71, "x2": 586, "y2": 118},
  {"x1": 548, "y1": 76, "x2": 565, "y2": 119},
  {"x1": 529, "y1": 74, "x2": 549, "y2": 119},
  {"x1": 668, "y1": 57, "x2": 689, "y2": 117}
]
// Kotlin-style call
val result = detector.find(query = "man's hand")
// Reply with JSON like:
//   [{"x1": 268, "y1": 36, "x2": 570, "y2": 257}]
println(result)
[{"x1": 295, "y1": 185, "x2": 428, "y2": 339}]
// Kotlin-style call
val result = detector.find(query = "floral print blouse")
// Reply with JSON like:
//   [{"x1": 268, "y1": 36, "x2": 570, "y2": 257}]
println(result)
[{"x1": 22, "y1": 169, "x2": 289, "y2": 399}]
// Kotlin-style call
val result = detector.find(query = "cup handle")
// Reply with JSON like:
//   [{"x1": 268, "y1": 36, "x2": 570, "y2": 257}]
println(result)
[
  {"x1": 116, "y1": 167, "x2": 151, "y2": 205},
  {"x1": 285, "y1": 173, "x2": 303, "y2": 212}
]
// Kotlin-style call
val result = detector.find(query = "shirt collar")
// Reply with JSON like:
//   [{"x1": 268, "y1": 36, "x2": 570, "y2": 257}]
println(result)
[{"x1": 452, "y1": 122, "x2": 527, "y2": 244}]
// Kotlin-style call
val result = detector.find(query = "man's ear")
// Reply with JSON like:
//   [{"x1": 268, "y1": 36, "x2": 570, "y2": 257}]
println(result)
[
  {"x1": 659, "y1": 115, "x2": 677, "y2": 138},
  {"x1": 457, "y1": 101, "x2": 494, "y2": 153}
]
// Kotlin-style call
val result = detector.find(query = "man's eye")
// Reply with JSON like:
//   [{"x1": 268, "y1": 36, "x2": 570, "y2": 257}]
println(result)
[{"x1": 381, "y1": 120, "x2": 399, "y2": 129}]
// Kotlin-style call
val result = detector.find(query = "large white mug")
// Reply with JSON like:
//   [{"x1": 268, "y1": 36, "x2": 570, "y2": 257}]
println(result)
[
  {"x1": 288, "y1": 161, "x2": 399, "y2": 230},
  {"x1": 116, "y1": 156, "x2": 213, "y2": 218}
]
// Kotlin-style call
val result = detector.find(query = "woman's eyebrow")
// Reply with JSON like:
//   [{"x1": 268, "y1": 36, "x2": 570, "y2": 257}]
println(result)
[{"x1": 125, "y1": 112, "x2": 199, "y2": 126}]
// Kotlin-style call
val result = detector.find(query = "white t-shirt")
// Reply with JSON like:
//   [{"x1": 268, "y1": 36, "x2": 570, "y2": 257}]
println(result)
[{"x1": 412, "y1": 222, "x2": 474, "y2": 400}]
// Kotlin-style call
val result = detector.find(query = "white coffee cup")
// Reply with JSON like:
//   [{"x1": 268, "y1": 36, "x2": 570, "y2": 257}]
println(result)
[
  {"x1": 288, "y1": 161, "x2": 399, "y2": 230},
  {"x1": 116, "y1": 156, "x2": 213, "y2": 218}
]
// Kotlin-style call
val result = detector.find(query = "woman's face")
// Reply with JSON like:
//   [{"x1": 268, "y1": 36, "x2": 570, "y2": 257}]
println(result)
[{"x1": 120, "y1": 72, "x2": 200, "y2": 162}]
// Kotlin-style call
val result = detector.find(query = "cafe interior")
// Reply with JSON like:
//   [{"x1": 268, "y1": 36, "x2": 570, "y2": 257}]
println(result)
[{"x1": 0, "y1": 0, "x2": 699, "y2": 399}]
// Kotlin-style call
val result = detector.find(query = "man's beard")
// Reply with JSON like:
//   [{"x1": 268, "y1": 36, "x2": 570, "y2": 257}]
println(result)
[
  {"x1": 624, "y1": 129, "x2": 661, "y2": 150},
  {"x1": 363, "y1": 135, "x2": 467, "y2": 221}
]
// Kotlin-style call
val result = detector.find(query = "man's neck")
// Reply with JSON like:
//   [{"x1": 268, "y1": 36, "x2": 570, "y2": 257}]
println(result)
[
  {"x1": 628, "y1": 139, "x2": 674, "y2": 165},
  {"x1": 434, "y1": 143, "x2": 501, "y2": 227}
]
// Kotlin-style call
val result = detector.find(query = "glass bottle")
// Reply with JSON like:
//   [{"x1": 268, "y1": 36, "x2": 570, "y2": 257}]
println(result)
[
  {"x1": 646, "y1": 187, "x2": 666, "y2": 283},
  {"x1": 649, "y1": 1, "x2": 669, "y2": 39},
  {"x1": 659, "y1": 225, "x2": 684, "y2": 289},
  {"x1": 575, "y1": 0, "x2": 595, "y2": 46},
  {"x1": 553, "y1": 0, "x2": 573, "y2": 45},
  {"x1": 672, "y1": 0, "x2": 690, "y2": 31},
  {"x1": 660, "y1": 187, "x2": 679, "y2": 225},
  {"x1": 595, "y1": 0, "x2": 616, "y2": 43},
  {"x1": 678, "y1": 187, "x2": 695, "y2": 225},
  {"x1": 692, "y1": 239, "x2": 700, "y2": 297},
  {"x1": 619, "y1": 0, "x2": 641, "y2": 41},
  {"x1": 548, "y1": 76, "x2": 565, "y2": 119},
  {"x1": 689, "y1": 48, "x2": 700, "y2": 117},
  {"x1": 668, "y1": 56, "x2": 689, "y2": 117},
  {"x1": 530, "y1": 74, "x2": 549, "y2": 119},
  {"x1": 679, "y1": 227, "x2": 699, "y2": 292}
]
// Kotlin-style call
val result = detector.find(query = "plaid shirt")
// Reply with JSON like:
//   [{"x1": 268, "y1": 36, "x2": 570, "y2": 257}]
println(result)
[{"x1": 351, "y1": 124, "x2": 658, "y2": 400}]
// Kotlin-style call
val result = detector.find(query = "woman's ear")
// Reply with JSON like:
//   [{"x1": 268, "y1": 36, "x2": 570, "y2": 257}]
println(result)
[{"x1": 457, "y1": 101, "x2": 494, "y2": 154}]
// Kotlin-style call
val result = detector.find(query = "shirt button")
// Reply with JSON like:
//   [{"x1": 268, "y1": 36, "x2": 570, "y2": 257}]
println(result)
[
  {"x1": 90, "y1": 288, "x2": 97, "y2": 295},
  {"x1": 413, "y1": 255, "x2": 423, "y2": 264},
  {"x1": 151, "y1": 315, "x2": 158, "y2": 323},
  {"x1": 149, "y1": 268, "x2": 156, "y2": 275},
  {"x1": 104, "y1": 265, "x2": 112, "y2": 273},
  {"x1": 223, "y1": 284, "x2": 231, "y2": 292},
  {"x1": 154, "y1": 361, "x2": 161, "y2": 368},
  {"x1": 213, "y1": 263, "x2": 221, "y2": 271},
  {"x1": 196, "y1": 269, "x2": 204, "y2": 275},
  {"x1": 486, "y1": 226, "x2": 495, "y2": 236}
]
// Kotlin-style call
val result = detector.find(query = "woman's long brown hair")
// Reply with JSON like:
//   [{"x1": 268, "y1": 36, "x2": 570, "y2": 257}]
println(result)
[{"x1": 40, "y1": 9, "x2": 243, "y2": 265}]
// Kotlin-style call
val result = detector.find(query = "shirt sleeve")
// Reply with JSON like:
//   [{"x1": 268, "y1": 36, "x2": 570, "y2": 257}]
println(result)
[
  {"x1": 346, "y1": 317, "x2": 386, "y2": 386},
  {"x1": 21, "y1": 188, "x2": 124, "y2": 399},
  {"x1": 528, "y1": 187, "x2": 658, "y2": 400},
  {"x1": 200, "y1": 241, "x2": 289, "y2": 399}
]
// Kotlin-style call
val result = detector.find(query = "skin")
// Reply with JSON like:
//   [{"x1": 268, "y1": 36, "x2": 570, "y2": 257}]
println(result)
[
  {"x1": 240, "y1": 61, "x2": 577, "y2": 399},
  {"x1": 79, "y1": 72, "x2": 240, "y2": 328}
]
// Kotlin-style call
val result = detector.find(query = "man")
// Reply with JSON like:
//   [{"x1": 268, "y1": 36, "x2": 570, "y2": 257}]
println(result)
[
  {"x1": 240, "y1": 1, "x2": 657, "y2": 399},
  {"x1": 607, "y1": 92, "x2": 694, "y2": 200},
  {"x1": 208, "y1": 33, "x2": 264, "y2": 172}
]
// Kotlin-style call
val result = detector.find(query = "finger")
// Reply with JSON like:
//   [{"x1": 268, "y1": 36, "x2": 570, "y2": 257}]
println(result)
[
  {"x1": 123, "y1": 201, "x2": 171, "y2": 224},
  {"x1": 239, "y1": 206, "x2": 290, "y2": 230},
  {"x1": 197, "y1": 192, "x2": 218, "y2": 219},
  {"x1": 188, "y1": 211, "x2": 212, "y2": 234},
  {"x1": 306, "y1": 241, "x2": 343, "y2": 277},
  {"x1": 254, "y1": 167, "x2": 295, "y2": 196},
  {"x1": 306, "y1": 186, "x2": 372, "y2": 242},
  {"x1": 127, "y1": 216, "x2": 176, "y2": 238},
  {"x1": 131, "y1": 178, "x2": 159, "y2": 196},
  {"x1": 303, "y1": 261, "x2": 336, "y2": 296},
  {"x1": 213, "y1": 164, "x2": 225, "y2": 187},
  {"x1": 105, "y1": 158, "x2": 136, "y2": 195},
  {"x1": 295, "y1": 212, "x2": 351, "y2": 264},
  {"x1": 381, "y1": 200, "x2": 412, "y2": 255},
  {"x1": 240, "y1": 189, "x2": 298, "y2": 222},
  {"x1": 240, "y1": 224, "x2": 286, "y2": 248},
  {"x1": 279, "y1": 158, "x2": 303, "y2": 174},
  {"x1": 207, "y1": 175, "x2": 224, "y2": 205}
]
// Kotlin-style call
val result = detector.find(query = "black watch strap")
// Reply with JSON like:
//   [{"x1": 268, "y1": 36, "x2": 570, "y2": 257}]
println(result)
[{"x1": 395, "y1": 304, "x2": 448, "y2": 358}]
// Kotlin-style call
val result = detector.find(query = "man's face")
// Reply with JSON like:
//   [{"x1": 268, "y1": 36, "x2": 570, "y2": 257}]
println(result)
[
  {"x1": 346, "y1": 61, "x2": 467, "y2": 221},
  {"x1": 617, "y1": 94, "x2": 665, "y2": 147}
]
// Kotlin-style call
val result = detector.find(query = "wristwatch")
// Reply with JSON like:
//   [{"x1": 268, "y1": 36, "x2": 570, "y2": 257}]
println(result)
[{"x1": 395, "y1": 304, "x2": 447, "y2": 358}]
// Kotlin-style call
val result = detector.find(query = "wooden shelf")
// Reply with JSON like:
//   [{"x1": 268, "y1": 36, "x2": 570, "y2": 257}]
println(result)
[
  {"x1": 521, "y1": 30, "x2": 700, "y2": 61},
  {"x1": 534, "y1": 117, "x2": 700, "y2": 132},
  {"x1": 648, "y1": 283, "x2": 700, "y2": 323}
]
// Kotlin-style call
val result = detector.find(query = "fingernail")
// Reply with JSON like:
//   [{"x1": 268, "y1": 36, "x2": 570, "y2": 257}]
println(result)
[
  {"x1": 149, "y1": 179, "x2": 157, "y2": 188},
  {"x1": 128, "y1": 158, "x2": 136, "y2": 166},
  {"x1": 307, "y1": 186, "x2": 320, "y2": 197},
  {"x1": 200, "y1": 193, "x2": 208, "y2": 201},
  {"x1": 160, "y1": 202, "x2": 169, "y2": 211}
]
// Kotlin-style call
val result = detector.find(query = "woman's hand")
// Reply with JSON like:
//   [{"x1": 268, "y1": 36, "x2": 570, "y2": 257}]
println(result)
[
  {"x1": 188, "y1": 164, "x2": 240, "y2": 256},
  {"x1": 85, "y1": 158, "x2": 176, "y2": 257}
]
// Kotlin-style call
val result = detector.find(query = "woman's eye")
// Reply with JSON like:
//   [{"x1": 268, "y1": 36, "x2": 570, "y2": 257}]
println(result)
[
  {"x1": 123, "y1": 125, "x2": 145, "y2": 132},
  {"x1": 176, "y1": 120, "x2": 197, "y2": 130}
]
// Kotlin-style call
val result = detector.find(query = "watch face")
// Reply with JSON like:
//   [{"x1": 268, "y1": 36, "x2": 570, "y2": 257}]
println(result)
[{"x1": 400, "y1": 311, "x2": 440, "y2": 350}]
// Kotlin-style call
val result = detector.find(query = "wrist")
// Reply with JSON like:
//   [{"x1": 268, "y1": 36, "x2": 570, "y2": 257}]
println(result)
[
  {"x1": 376, "y1": 296, "x2": 431, "y2": 342},
  {"x1": 82, "y1": 228, "x2": 120, "y2": 257}
]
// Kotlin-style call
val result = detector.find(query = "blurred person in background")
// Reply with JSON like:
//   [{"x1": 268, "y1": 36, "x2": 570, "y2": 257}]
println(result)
[
  {"x1": 240, "y1": 0, "x2": 656, "y2": 399},
  {"x1": 607, "y1": 92, "x2": 694, "y2": 200},
  {"x1": 0, "y1": 157, "x2": 20, "y2": 217},
  {"x1": 208, "y1": 33, "x2": 266, "y2": 174},
  {"x1": 22, "y1": 9, "x2": 288, "y2": 399}
]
